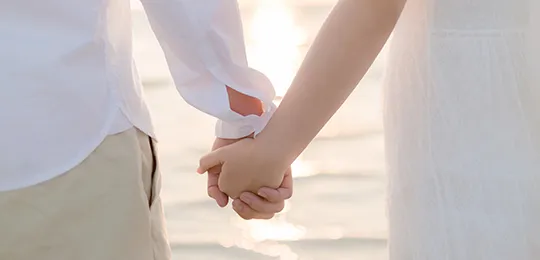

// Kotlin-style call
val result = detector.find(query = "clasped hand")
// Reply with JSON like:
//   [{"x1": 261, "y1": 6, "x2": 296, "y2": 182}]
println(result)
[{"x1": 197, "y1": 137, "x2": 292, "y2": 220}]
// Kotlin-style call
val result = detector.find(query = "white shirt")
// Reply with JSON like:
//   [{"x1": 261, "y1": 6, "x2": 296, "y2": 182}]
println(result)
[{"x1": 0, "y1": 0, "x2": 276, "y2": 191}]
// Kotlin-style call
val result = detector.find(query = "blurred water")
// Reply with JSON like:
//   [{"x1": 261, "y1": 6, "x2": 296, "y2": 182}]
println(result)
[{"x1": 132, "y1": 1, "x2": 388, "y2": 259}]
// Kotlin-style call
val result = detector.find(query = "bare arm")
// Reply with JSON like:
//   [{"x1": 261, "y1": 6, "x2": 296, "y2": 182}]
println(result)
[
  {"x1": 198, "y1": 0, "x2": 408, "y2": 199},
  {"x1": 257, "y1": 0, "x2": 407, "y2": 167}
]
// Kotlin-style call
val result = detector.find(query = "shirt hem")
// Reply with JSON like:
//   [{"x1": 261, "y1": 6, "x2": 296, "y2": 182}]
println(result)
[{"x1": 0, "y1": 103, "x2": 123, "y2": 192}]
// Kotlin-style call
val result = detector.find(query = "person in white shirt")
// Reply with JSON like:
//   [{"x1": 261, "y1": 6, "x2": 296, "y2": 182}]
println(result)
[{"x1": 0, "y1": 1, "x2": 291, "y2": 259}]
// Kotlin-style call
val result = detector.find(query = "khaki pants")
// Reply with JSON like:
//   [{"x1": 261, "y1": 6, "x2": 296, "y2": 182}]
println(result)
[{"x1": 0, "y1": 128, "x2": 171, "y2": 260}]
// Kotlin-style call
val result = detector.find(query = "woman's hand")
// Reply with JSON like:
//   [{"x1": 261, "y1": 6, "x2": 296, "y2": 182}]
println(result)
[
  {"x1": 202, "y1": 137, "x2": 292, "y2": 219},
  {"x1": 198, "y1": 138, "x2": 288, "y2": 199},
  {"x1": 232, "y1": 167, "x2": 293, "y2": 220}
]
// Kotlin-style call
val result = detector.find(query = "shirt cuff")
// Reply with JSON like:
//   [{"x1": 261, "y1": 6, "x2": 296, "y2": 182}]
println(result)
[{"x1": 215, "y1": 102, "x2": 276, "y2": 139}]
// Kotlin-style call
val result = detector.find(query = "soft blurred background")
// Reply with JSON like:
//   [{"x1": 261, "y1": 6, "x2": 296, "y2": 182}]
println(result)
[{"x1": 132, "y1": 0, "x2": 388, "y2": 259}]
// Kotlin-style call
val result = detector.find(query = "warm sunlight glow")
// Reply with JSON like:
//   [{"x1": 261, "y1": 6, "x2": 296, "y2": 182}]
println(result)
[
  {"x1": 241, "y1": 217, "x2": 306, "y2": 242},
  {"x1": 225, "y1": 214, "x2": 306, "y2": 259},
  {"x1": 291, "y1": 158, "x2": 315, "y2": 177},
  {"x1": 248, "y1": 0, "x2": 306, "y2": 97}
]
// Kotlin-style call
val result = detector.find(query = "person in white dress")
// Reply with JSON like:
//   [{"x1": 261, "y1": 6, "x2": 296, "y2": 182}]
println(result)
[{"x1": 200, "y1": 0, "x2": 540, "y2": 259}]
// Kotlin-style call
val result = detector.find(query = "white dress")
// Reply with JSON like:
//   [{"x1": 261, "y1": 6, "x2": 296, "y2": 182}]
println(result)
[{"x1": 384, "y1": 0, "x2": 540, "y2": 259}]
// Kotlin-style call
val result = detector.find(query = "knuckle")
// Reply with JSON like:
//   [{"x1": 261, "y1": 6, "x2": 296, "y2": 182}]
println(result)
[
  {"x1": 284, "y1": 191, "x2": 293, "y2": 200},
  {"x1": 239, "y1": 212, "x2": 253, "y2": 220},
  {"x1": 275, "y1": 202, "x2": 285, "y2": 213},
  {"x1": 233, "y1": 204, "x2": 253, "y2": 220}
]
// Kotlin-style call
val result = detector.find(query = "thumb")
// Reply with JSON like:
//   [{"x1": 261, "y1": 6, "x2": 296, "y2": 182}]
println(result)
[{"x1": 197, "y1": 149, "x2": 225, "y2": 174}]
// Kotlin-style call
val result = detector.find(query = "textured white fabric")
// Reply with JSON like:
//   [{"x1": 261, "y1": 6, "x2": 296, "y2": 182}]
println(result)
[
  {"x1": 384, "y1": 0, "x2": 540, "y2": 259},
  {"x1": 0, "y1": 0, "x2": 275, "y2": 191}
]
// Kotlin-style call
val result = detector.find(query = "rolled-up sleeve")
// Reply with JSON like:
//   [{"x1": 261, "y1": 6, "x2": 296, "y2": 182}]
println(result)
[{"x1": 139, "y1": 0, "x2": 276, "y2": 138}]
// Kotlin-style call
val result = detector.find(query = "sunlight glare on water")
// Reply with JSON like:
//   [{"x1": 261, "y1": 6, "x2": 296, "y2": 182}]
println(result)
[
  {"x1": 291, "y1": 158, "x2": 315, "y2": 178},
  {"x1": 247, "y1": 0, "x2": 306, "y2": 97},
  {"x1": 229, "y1": 215, "x2": 306, "y2": 259}
]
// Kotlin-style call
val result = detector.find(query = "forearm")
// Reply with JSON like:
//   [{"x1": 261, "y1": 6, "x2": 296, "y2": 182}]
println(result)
[
  {"x1": 227, "y1": 86, "x2": 264, "y2": 117},
  {"x1": 140, "y1": 0, "x2": 274, "y2": 138},
  {"x1": 257, "y1": 0, "x2": 406, "y2": 164}
]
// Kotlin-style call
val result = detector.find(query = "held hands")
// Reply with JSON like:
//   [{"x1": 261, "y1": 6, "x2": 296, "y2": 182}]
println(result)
[
  {"x1": 232, "y1": 167, "x2": 292, "y2": 220},
  {"x1": 198, "y1": 137, "x2": 292, "y2": 219},
  {"x1": 198, "y1": 138, "x2": 286, "y2": 198}
]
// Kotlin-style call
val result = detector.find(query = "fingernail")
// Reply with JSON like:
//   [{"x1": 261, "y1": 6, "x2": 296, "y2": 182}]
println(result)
[
  {"x1": 257, "y1": 191, "x2": 267, "y2": 199},
  {"x1": 216, "y1": 197, "x2": 226, "y2": 207},
  {"x1": 240, "y1": 194, "x2": 251, "y2": 205},
  {"x1": 233, "y1": 202, "x2": 244, "y2": 211}
]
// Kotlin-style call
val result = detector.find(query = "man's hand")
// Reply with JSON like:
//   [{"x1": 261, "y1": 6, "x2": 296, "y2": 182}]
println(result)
[
  {"x1": 232, "y1": 167, "x2": 293, "y2": 220},
  {"x1": 205, "y1": 137, "x2": 240, "y2": 207},
  {"x1": 203, "y1": 137, "x2": 293, "y2": 219}
]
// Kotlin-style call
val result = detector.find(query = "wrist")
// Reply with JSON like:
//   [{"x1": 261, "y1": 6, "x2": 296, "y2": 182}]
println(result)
[
  {"x1": 226, "y1": 86, "x2": 264, "y2": 116},
  {"x1": 215, "y1": 101, "x2": 276, "y2": 139},
  {"x1": 254, "y1": 128, "x2": 296, "y2": 169}
]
